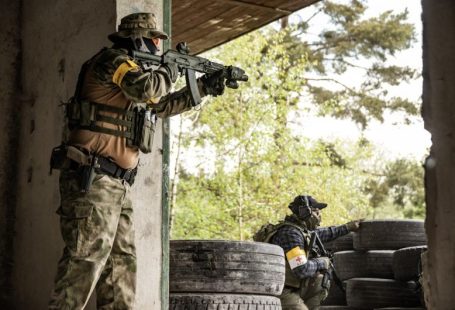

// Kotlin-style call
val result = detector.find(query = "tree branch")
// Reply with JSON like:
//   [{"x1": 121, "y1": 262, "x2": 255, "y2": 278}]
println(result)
[{"x1": 304, "y1": 77, "x2": 357, "y2": 93}]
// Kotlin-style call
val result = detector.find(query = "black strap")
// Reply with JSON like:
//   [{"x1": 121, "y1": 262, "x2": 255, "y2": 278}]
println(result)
[
  {"x1": 75, "y1": 101, "x2": 136, "y2": 138},
  {"x1": 95, "y1": 156, "x2": 137, "y2": 185},
  {"x1": 79, "y1": 125, "x2": 133, "y2": 139}
]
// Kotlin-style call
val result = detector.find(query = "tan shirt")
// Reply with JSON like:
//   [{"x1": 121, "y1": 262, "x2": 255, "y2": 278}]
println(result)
[{"x1": 68, "y1": 48, "x2": 202, "y2": 169}]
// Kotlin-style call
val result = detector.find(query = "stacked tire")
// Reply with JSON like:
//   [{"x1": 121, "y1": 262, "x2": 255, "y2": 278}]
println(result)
[
  {"x1": 169, "y1": 240, "x2": 285, "y2": 309},
  {"x1": 321, "y1": 220, "x2": 427, "y2": 310}
]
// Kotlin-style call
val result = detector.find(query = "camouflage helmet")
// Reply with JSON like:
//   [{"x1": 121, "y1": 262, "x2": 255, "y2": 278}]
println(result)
[{"x1": 108, "y1": 12, "x2": 169, "y2": 42}]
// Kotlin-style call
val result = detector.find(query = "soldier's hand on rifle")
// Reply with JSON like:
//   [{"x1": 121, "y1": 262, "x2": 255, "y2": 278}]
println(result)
[
  {"x1": 345, "y1": 219, "x2": 364, "y2": 232},
  {"x1": 162, "y1": 63, "x2": 179, "y2": 83},
  {"x1": 201, "y1": 70, "x2": 225, "y2": 97},
  {"x1": 316, "y1": 257, "x2": 331, "y2": 271}
]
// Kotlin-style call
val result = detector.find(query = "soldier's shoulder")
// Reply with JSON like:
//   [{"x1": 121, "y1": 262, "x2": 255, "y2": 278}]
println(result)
[
  {"x1": 279, "y1": 223, "x2": 308, "y2": 236},
  {"x1": 95, "y1": 47, "x2": 131, "y2": 68},
  {"x1": 91, "y1": 48, "x2": 131, "y2": 84}
]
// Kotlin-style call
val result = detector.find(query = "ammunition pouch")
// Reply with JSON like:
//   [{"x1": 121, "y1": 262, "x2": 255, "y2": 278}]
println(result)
[
  {"x1": 66, "y1": 98, "x2": 156, "y2": 154},
  {"x1": 126, "y1": 106, "x2": 156, "y2": 153}
]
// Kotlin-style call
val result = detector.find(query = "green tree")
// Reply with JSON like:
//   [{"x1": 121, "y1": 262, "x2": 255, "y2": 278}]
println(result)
[
  {"x1": 300, "y1": 0, "x2": 418, "y2": 128},
  {"x1": 170, "y1": 0, "x2": 424, "y2": 240},
  {"x1": 363, "y1": 158, "x2": 425, "y2": 219}
]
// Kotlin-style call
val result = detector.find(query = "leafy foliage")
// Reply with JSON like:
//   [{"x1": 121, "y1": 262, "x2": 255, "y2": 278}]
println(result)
[
  {"x1": 170, "y1": 0, "x2": 425, "y2": 240},
  {"x1": 363, "y1": 158, "x2": 425, "y2": 219}
]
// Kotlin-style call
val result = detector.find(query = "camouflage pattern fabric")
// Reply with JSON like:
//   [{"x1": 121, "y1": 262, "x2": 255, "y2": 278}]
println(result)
[
  {"x1": 92, "y1": 47, "x2": 174, "y2": 103},
  {"x1": 90, "y1": 47, "x2": 203, "y2": 118},
  {"x1": 280, "y1": 274, "x2": 329, "y2": 310},
  {"x1": 49, "y1": 170, "x2": 136, "y2": 309}
]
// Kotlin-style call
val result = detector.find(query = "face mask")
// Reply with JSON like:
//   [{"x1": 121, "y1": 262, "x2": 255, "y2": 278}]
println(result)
[
  {"x1": 144, "y1": 38, "x2": 159, "y2": 55},
  {"x1": 304, "y1": 211, "x2": 321, "y2": 230},
  {"x1": 132, "y1": 36, "x2": 159, "y2": 55}
]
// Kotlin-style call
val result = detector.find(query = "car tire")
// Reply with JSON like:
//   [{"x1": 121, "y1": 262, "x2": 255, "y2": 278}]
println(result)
[
  {"x1": 373, "y1": 308, "x2": 425, "y2": 310},
  {"x1": 169, "y1": 293, "x2": 282, "y2": 310},
  {"x1": 353, "y1": 220, "x2": 426, "y2": 250},
  {"x1": 346, "y1": 278, "x2": 421, "y2": 308},
  {"x1": 321, "y1": 281, "x2": 346, "y2": 306},
  {"x1": 170, "y1": 240, "x2": 285, "y2": 296},
  {"x1": 324, "y1": 233, "x2": 354, "y2": 253},
  {"x1": 320, "y1": 307, "x2": 356, "y2": 310},
  {"x1": 393, "y1": 246, "x2": 427, "y2": 281},
  {"x1": 334, "y1": 250, "x2": 394, "y2": 281}
]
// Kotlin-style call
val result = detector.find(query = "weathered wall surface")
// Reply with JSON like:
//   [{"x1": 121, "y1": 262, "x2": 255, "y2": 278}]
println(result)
[
  {"x1": 12, "y1": 1, "x2": 116, "y2": 308},
  {"x1": 422, "y1": 0, "x2": 455, "y2": 308},
  {"x1": 0, "y1": 0, "x2": 21, "y2": 307},
  {"x1": 116, "y1": 3, "x2": 165, "y2": 308},
  {"x1": 9, "y1": 0, "x2": 165, "y2": 308}
]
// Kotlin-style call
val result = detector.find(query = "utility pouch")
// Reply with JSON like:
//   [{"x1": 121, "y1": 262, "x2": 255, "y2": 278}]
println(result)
[
  {"x1": 138, "y1": 108, "x2": 156, "y2": 153},
  {"x1": 66, "y1": 98, "x2": 95, "y2": 130},
  {"x1": 50, "y1": 144, "x2": 71, "y2": 173},
  {"x1": 127, "y1": 107, "x2": 156, "y2": 153}
]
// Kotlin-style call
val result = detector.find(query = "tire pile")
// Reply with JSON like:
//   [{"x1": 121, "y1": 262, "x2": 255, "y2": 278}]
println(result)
[
  {"x1": 169, "y1": 240, "x2": 286, "y2": 309},
  {"x1": 321, "y1": 220, "x2": 427, "y2": 310}
]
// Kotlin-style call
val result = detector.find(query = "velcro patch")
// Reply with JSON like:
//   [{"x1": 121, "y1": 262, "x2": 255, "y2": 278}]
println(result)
[
  {"x1": 286, "y1": 246, "x2": 308, "y2": 269},
  {"x1": 112, "y1": 60, "x2": 139, "y2": 86}
]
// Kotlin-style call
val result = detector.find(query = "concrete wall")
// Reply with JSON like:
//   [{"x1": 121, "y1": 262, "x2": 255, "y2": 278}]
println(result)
[
  {"x1": 0, "y1": 0, "x2": 22, "y2": 307},
  {"x1": 118, "y1": 2, "x2": 166, "y2": 308},
  {"x1": 422, "y1": 0, "x2": 455, "y2": 308},
  {"x1": 4, "y1": 0, "x2": 165, "y2": 308}
]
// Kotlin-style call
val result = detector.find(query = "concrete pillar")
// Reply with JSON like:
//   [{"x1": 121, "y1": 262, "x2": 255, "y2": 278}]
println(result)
[
  {"x1": 422, "y1": 0, "x2": 455, "y2": 308},
  {"x1": 0, "y1": 0, "x2": 21, "y2": 307},
  {"x1": 5, "y1": 0, "x2": 166, "y2": 308}
]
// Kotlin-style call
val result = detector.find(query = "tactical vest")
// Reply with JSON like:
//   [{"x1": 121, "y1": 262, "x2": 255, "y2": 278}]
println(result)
[
  {"x1": 253, "y1": 220, "x2": 311, "y2": 288},
  {"x1": 66, "y1": 49, "x2": 156, "y2": 154}
]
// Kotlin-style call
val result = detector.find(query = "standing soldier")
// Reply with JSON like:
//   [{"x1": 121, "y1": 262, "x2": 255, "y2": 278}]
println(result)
[
  {"x1": 48, "y1": 12, "x2": 227, "y2": 309},
  {"x1": 254, "y1": 195, "x2": 362, "y2": 310}
]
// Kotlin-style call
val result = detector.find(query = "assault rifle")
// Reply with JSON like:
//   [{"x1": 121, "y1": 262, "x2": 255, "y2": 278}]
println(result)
[
  {"x1": 130, "y1": 42, "x2": 249, "y2": 106},
  {"x1": 308, "y1": 232, "x2": 345, "y2": 292}
]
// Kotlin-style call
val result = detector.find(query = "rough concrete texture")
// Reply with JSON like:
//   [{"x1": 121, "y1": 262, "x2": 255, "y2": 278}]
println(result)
[
  {"x1": 10, "y1": 0, "x2": 165, "y2": 308},
  {"x1": 0, "y1": 0, "x2": 21, "y2": 307},
  {"x1": 116, "y1": 2, "x2": 165, "y2": 309},
  {"x1": 422, "y1": 0, "x2": 455, "y2": 308},
  {"x1": 11, "y1": 1, "x2": 116, "y2": 308}
]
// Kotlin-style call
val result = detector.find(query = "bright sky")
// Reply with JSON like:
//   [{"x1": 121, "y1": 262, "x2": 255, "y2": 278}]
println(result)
[
  {"x1": 170, "y1": 0, "x2": 431, "y2": 173},
  {"x1": 289, "y1": 0, "x2": 431, "y2": 160}
]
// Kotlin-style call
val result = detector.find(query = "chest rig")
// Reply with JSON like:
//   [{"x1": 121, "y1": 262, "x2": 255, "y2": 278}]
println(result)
[
  {"x1": 66, "y1": 49, "x2": 156, "y2": 154},
  {"x1": 253, "y1": 216, "x2": 313, "y2": 289}
]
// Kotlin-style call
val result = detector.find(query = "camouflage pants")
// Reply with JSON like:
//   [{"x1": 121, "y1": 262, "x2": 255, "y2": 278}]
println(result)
[
  {"x1": 280, "y1": 274, "x2": 329, "y2": 310},
  {"x1": 49, "y1": 170, "x2": 136, "y2": 310}
]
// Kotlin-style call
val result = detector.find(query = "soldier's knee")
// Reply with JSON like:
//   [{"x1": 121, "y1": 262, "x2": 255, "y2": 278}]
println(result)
[{"x1": 280, "y1": 287, "x2": 309, "y2": 310}]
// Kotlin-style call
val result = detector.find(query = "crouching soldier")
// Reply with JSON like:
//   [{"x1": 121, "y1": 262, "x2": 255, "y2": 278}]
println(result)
[{"x1": 253, "y1": 195, "x2": 362, "y2": 310}]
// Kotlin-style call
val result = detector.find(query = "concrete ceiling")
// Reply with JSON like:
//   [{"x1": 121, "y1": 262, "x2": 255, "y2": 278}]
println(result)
[{"x1": 171, "y1": 0, "x2": 321, "y2": 55}]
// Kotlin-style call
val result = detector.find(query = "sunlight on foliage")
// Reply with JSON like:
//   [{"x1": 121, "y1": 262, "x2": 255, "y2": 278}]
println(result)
[{"x1": 170, "y1": 0, "x2": 425, "y2": 241}]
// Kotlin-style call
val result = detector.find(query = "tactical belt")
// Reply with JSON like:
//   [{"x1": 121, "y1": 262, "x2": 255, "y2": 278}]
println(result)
[
  {"x1": 94, "y1": 156, "x2": 137, "y2": 185},
  {"x1": 68, "y1": 155, "x2": 137, "y2": 186}
]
